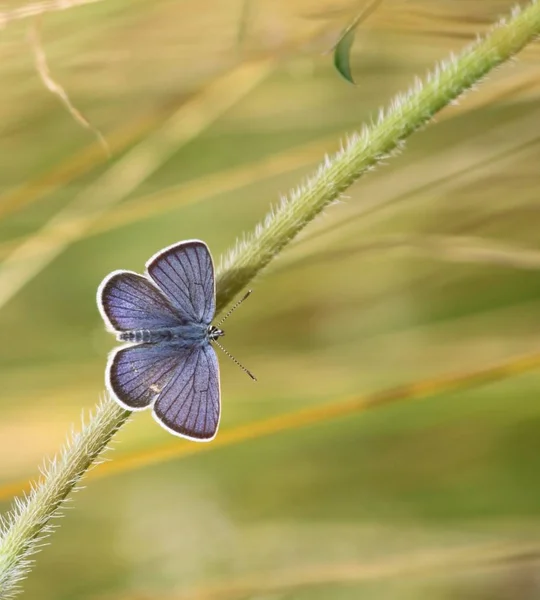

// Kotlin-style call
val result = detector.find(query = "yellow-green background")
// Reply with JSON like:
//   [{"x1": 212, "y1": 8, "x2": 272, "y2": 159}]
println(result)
[{"x1": 1, "y1": 0, "x2": 540, "y2": 598}]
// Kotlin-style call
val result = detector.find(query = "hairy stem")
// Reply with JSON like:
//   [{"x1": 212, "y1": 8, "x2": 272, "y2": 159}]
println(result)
[
  {"x1": 1, "y1": 1, "x2": 540, "y2": 597},
  {"x1": 216, "y1": 0, "x2": 540, "y2": 311},
  {"x1": 0, "y1": 400, "x2": 129, "y2": 598}
]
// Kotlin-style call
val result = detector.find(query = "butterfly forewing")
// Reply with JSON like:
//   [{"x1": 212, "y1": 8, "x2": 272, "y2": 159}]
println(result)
[
  {"x1": 99, "y1": 271, "x2": 183, "y2": 332},
  {"x1": 153, "y1": 344, "x2": 220, "y2": 440},
  {"x1": 146, "y1": 240, "x2": 215, "y2": 325}
]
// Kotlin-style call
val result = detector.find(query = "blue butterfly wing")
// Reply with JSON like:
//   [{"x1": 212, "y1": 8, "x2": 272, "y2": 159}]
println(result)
[
  {"x1": 146, "y1": 240, "x2": 215, "y2": 325},
  {"x1": 107, "y1": 343, "x2": 189, "y2": 410},
  {"x1": 98, "y1": 270, "x2": 184, "y2": 332},
  {"x1": 152, "y1": 344, "x2": 220, "y2": 441}
]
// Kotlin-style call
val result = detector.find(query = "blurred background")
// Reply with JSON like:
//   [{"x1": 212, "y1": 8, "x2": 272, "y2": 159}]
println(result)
[{"x1": 1, "y1": 0, "x2": 540, "y2": 598}]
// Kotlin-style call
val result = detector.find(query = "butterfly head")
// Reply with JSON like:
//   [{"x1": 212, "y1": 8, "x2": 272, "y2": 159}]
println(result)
[{"x1": 208, "y1": 325, "x2": 225, "y2": 341}]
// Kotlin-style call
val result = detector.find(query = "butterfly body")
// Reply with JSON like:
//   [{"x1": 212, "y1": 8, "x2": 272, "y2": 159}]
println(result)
[
  {"x1": 97, "y1": 240, "x2": 223, "y2": 441},
  {"x1": 117, "y1": 323, "x2": 223, "y2": 346}
]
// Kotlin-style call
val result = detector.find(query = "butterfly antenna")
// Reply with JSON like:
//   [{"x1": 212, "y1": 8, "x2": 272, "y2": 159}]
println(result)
[
  {"x1": 212, "y1": 339, "x2": 257, "y2": 381},
  {"x1": 216, "y1": 290, "x2": 252, "y2": 326}
]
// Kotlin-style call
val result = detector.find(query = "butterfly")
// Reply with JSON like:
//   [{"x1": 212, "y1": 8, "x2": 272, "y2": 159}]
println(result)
[{"x1": 97, "y1": 239, "x2": 254, "y2": 442}]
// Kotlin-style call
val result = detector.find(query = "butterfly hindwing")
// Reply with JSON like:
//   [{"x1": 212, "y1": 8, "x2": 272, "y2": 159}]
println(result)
[
  {"x1": 153, "y1": 344, "x2": 220, "y2": 440},
  {"x1": 107, "y1": 343, "x2": 189, "y2": 410}
]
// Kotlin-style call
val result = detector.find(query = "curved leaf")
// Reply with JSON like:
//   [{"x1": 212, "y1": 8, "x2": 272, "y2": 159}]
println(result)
[
  {"x1": 334, "y1": 25, "x2": 358, "y2": 83},
  {"x1": 332, "y1": 0, "x2": 385, "y2": 84}
]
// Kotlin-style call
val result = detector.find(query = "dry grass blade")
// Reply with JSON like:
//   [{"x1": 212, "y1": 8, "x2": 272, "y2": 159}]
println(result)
[
  {"x1": 0, "y1": 101, "x2": 175, "y2": 221},
  {"x1": 29, "y1": 19, "x2": 110, "y2": 157},
  {"x1": 0, "y1": 134, "x2": 338, "y2": 260},
  {"x1": 280, "y1": 234, "x2": 540, "y2": 275},
  {"x1": 1, "y1": 348, "x2": 539, "y2": 503},
  {"x1": 111, "y1": 542, "x2": 540, "y2": 600},
  {"x1": 0, "y1": 15, "x2": 340, "y2": 223},
  {"x1": 0, "y1": 58, "x2": 275, "y2": 311},
  {"x1": 297, "y1": 107, "x2": 540, "y2": 251},
  {"x1": 0, "y1": 0, "x2": 102, "y2": 27}
]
